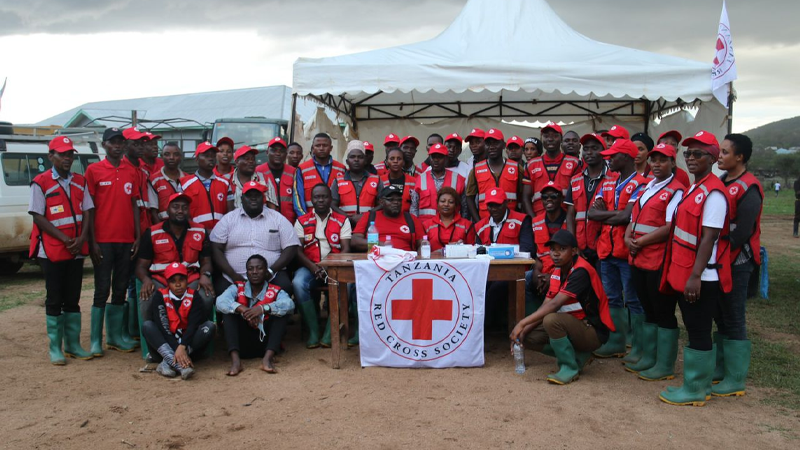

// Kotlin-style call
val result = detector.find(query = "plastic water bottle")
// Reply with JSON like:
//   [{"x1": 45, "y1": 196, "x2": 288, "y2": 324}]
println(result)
[
  {"x1": 367, "y1": 221, "x2": 379, "y2": 253},
  {"x1": 513, "y1": 342, "x2": 525, "y2": 374},
  {"x1": 384, "y1": 235, "x2": 393, "y2": 249},
  {"x1": 420, "y1": 235, "x2": 431, "y2": 259}
]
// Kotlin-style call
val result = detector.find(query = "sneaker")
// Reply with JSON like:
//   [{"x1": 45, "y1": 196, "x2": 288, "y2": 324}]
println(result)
[
  {"x1": 179, "y1": 367, "x2": 195, "y2": 381},
  {"x1": 156, "y1": 361, "x2": 177, "y2": 378}
]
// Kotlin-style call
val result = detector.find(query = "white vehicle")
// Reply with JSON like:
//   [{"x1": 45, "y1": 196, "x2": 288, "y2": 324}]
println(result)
[{"x1": 0, "y1": 122, "x2": 103, "y2": 274}]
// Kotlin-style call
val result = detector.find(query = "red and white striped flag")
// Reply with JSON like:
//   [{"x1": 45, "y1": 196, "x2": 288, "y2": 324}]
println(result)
[{"x1": 711, "y1": 1, "x2": 737, "y2": 107}]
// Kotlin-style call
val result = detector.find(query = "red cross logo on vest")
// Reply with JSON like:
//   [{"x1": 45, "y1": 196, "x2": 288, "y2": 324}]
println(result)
[
  {"x1": 217, "y1": 193, "x2": 224, "y2": 202},
  {"x1": 193, "y1": 233, "x2": 202, "y2": 241},
  {"x1": 508, "y1": 166, "x2": 515, "y2": 175},
  {"x1": 566, "y1": 162, "x2": 573, "y2": 170},
  {"x1": 660, "y1": 192, "x2": 670, "y2": 201},
  {"x1": 286, "y1": 187, "x2": 292, "y2": 195},
  {"x1": 124, "y1": 182, "x2": 132, "y2": 195},
  {"x1": 391, "y1": 279, "x2": 452, "y2": 340},
  {"x1": 626, "y1": 184, "x2": 634, "y2": 194},
  {"x1": 400, "y1": 225, "x2": 410, "y2": 234},
  {"x1": 695, "y1": 192, "x2": 705, "y2": 204},
  {"x1": 370, "y1": 181, "x2": 378, "y2": 188},
  {"x1": 729, "y1": 186, "x2": 739, "y2": 196},
  {"x1": 330, "y1": 233, "x2": 339, "y2": 243}
]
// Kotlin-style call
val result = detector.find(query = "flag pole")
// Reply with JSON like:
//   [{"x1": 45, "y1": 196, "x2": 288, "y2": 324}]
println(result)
[{"x1": 727, "y1": 82, "x2": 734, "y2": 135}]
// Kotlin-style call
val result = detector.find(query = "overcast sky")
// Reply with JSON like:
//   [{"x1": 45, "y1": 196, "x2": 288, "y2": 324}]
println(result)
[{"x1": 1, "y1": 0, "x2": 797, "y2": 132}]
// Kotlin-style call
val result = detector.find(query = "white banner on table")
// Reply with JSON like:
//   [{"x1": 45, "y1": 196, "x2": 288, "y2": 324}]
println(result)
[{"x1": 355, "y1": 259, "x2": 489, "y2": 368}]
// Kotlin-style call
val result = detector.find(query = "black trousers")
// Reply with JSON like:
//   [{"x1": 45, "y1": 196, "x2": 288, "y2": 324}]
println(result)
[
  {"x1": 223, "y1": 313, "x2": 288, "y2": 357},
  {"x1": 40, "y1": 258, "x2": 84, "y2": 316},
  {"x1": 631, "y1": 266, "x2": 679, "y2": 329},
  {"x1": 678, "y1": 281, "x2": 721, "y2": 351},
  {"x1": 93, "y1": 243, "x2": 133, "y2": 307},
  {"x1": 141, "y1": 320, "x2": 215, "y2": 355}
]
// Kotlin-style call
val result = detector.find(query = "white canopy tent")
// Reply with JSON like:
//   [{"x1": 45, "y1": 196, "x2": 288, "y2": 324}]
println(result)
[{"x1": 293, "y1": 0, "x2": 728, "y2": 163}]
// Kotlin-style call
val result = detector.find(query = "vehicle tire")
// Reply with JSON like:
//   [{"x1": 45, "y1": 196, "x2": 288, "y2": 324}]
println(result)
[{"x1": 0, "y1": 260, "x2": 24, "y2": 276}]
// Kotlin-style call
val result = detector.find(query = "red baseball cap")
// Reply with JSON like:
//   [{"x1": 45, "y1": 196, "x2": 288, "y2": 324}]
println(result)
[
  {"x1": 541, "y1": 122, "x2": 563, "y2": 135},
  {"x1": 363, "y1": 141, "x2": 375, "y2": 152},
  {"x1": 485, "y1": 128, "x2": 505, "y2": 142},
  {"x1": 658, "y1": 130, "x2": 683, "y2": 144},
  {"x1": 49, "y1": 136, "x2": 76, "y2": 153},
  {"x1": 242, "y1": 181, "x2": 266, "y2": 195},
  {"x1": 144, "y1": 132, "x2": 161, "y2": 141},
  {"x1": 384, "y1": 133, "x2": 400, "y2": 145},
  {"x1": 580, "y1": 133, "x2": 607, "y2": 150},
  {"x1": 216, "y1": 137, "x2": 234, "y2": 148},
  {"x1": 399, "y1": 135, "x2": 419, "y2": 147},
  {"x1": 601, "y1": 125, "x2": 630, "y2": 140},
  {"x1": 465, "y1": 128, "x2": 485, "y2": 142},
  {"x1": 445, "y1": 133, "x2": 462, "y2": 142},
  {"x1": 541, "y1": 180, "x2": 564, "y2": 194},
  {"x1": 507, "y1": 135, "x2": 523, "y2": 147},
  {"x1": 164, "y1": 262, "x2": 188, "y2": 281},
  {"x1": 600, "y1": 139, "x2": 639, "y2": 159},
  {"x1": 194, "y1": 141, "x2": 218, "y2": 157},
  {"x1": 484, "y1": 188, "x2": 507, "y2": 204},
  {"x1": 167, "y1": 192, "x2": 191, "y2": 205},
  {"x1": 681, "y1": 130, "x2": 719, "y2": 149},
  {"x1": 268, "y1": 137, "x2": 287, "y2": 148},
  {"x1": 234, "y1": 145, "x2": 257, "y2": 160},
  {"x1": 123, "y1": 128, "x2": 147, "y2": 140},
  {"x1": 428, "y1": 143, "x2": 448, "y2": 156},
  {"x1": 649, "y1": 143, "x2": 677, "y2": 158}
]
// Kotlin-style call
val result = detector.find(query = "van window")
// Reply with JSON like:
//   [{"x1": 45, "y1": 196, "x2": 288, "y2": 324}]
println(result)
[{"x1": 1, "y1": 153, "x2": 99, "y2": 186}]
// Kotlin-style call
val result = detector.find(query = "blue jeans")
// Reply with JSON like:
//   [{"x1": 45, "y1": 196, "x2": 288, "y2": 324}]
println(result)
[
  {"x1": 716, "y1": 260, "x2": 754, "y2": 340},
  {"x1": 600, "y1": 257, "x2": 642, "y2": 314},
  {"x1": 292, "y1": 267, "x2": 326, "y2": 305}
]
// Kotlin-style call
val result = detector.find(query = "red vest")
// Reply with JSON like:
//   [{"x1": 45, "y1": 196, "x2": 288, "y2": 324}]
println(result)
[
  {"x1": 532, "y1": 213, "x2": 567, "y2": 274},
  {"x1": 660, "y1": 173, "x2": 733, "y2": 294},
  {"x1": 337, "y1": 174, "x2": 380, "y2": 216},
  {"x1": 723, "y1": 172, "x2": 763, "y2": 265},
  {"x1": 423, "y1": 216, "x2": 475, "y2": 251},
  {"x1": 29, "y1": 172, "x2": 89, "y2": 262},
  {"x1": 546, "y1": 257, "x2": 615, "y2": 331},
  {"x1": 527, "y1": 154, "x2": 580, "y2": 215},
  {"x1": 628, "y1": 178, "x2": 685, "y2": 271},
  {"x1": 213, "y1": 166, "x2": 234, "y2": 182},
  {"x1": 259, "y1": 164, "x2": 297, "y2": 225},
  {"x1": 180, "y1": 174, "x2": 230, "y2": 231},
  {"x1": 597, "y1": 172, "x2": 649, "y2": 260},
  {"x1": 148, "y1": 221, "x2": 205, "y2": 285},
  {"x1": 570, "y1": 171, "x2": 606, "y2": 251},
  {"x1": 159, "y1": 288, "x2": 194, "y2": 335},
  {"x1": 150, "y1": 168, "x2": 184, "y2": 220},
  {"x1": 380, "y1": 174, "x2": 416, "y2": 213},
  {"x1": 374, "y1": 162, "x2": 388, "y2": 177},
  {"x1": 234, "y1": 281, "x2": 281, "y2": 320},
  {"x1": 299, "y1": 211, "x2": 346, "y2": 263},
  {"x1": 475, "y1": 210, "x2": 527, "y2": 245},
  {"x1": 299, "y1": 158, "x2": 346, "y2": 206},
  {"x1": 414, "y1": 170, "x2": 466, "y2": 223},
  {"x1": 474, "y1": 159, "x2": 520, "y2": 219},
  {"x1": 674, "y1": 168, "x2": 691, "y2": 188}
]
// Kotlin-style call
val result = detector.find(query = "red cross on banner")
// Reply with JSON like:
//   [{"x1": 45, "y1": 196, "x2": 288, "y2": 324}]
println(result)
[{"x1": 392, "y1": 278, "x2": 452, "y2": 340}]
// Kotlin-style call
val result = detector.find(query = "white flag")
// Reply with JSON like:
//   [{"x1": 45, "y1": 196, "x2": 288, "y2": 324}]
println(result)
[
  {"x1": 711, "y1": 1, "x2": 737, "y2": 107},
  {"x1": 0, "y1": 78, "x2": 6, "y2": 113},
  {"x1": 355, "y1": 258, "x2": 489, "y2": 368}
]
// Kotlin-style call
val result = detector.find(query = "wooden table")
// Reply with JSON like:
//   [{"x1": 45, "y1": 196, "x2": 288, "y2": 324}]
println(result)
[{"x1": 318, "y1": 252, "x2": 534, "y2": 369}]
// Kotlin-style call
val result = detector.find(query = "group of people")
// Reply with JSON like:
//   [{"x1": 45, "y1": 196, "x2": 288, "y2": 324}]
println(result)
[{"x1": 30, "y1": 121, "x2": 762, "y2": 407}]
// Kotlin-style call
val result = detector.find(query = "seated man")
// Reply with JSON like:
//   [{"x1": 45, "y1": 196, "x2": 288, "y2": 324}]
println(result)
[
  {"x1": 141, "y1": 263, "x2": 216, "y2": 380},
  {"x1": 136, "y1": 193, "x2": 214, "y2": 320},
  {"x1": 216, "y1": 254, "x2": 295, "y2": 375},
  {"x1": 352, "y1": 185, "x2": 424, "y2": 252},
  {"x1": 293, "y1": 184, "x2": 352, "y2": 349},
  {"x1": 510, "y1": 230, "x2": 614, "y2": 385}
]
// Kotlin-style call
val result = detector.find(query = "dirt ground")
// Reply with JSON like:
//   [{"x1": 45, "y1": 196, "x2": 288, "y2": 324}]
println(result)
[{"x1": 1, "y1": 217, "x2": 798, "y2": 449}]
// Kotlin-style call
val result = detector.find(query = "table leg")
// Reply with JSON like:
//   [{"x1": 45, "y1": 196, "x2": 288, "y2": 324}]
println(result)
[
  {"x1": 329, "y1": 271, "x2": 341, "y2": 369},
  {"x1": 515, "y1": 277, "x2": 525, "y2": 328},
  {"x1": 339, "y1": 282, "x2": 349, "y2": 348},
  {"x1": 507, "y1": 279, "x2": 517, "y2": 334}
]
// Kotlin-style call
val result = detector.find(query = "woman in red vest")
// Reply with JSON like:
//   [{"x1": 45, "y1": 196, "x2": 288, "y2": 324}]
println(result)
[
  {"x1": 658, "y1": 131, "x2": 732, "y2": 407},
  {"x1": 622, "y1": 144, "x2": 685, "y2": 380},
  {"x1": 141, "y1": 263, "x2": 216, "y2": 380},
  {"x1": 422, "y1": 187, "x2": 475, "y2": 252},
  {"x1": 379, "y1": 147, "x2": 415, "y2": 213}
]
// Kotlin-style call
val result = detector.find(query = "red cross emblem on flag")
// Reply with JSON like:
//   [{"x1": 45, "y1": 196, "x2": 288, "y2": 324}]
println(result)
[{"x1": 391, "y1": 278, "x2": 453, "y2": 341}]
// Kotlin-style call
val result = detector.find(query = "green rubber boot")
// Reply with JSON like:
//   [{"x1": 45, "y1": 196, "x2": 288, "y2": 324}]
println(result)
[
  {"x1": 540, "y1": 343, "x2": 556, "y2": 358},
  {"x1": 105, "y1": 304, "x2": 137, "y2": 352},
  {"x1": 126, "y1": 298, "x2": 140, "y2": 340},
  {"x1": 297, "y1": 301, "x2": 321, "y2": 349},
  {"x1": 712, "y1": 332, "x2": 726, "y2": 383},
  {"x1": 658, "y1": 346, "x2": 714, "y2": 407},
  {"x1": 320, "y1": 317, "x2": 332, "y2": 348},
  {"x1": 63, "y1": 312, "x2": 93, "y2": 360},
  {"x1": 347, "y1": 299, "x2": 359, "y2": 347},
  {"x1": 546, "y1": 337, "x2": 582, "y2": 385},
  {"x1": 639, "y1": 327, "x2": 679, "y2": 381},
  {"x1": 625, "y1": 309, "x2": 633, "y2": 348},
  {"x1": 625, "y1": 322, "x2": 657, "y2": 373},
  {"x1": 120, "y1": 301, "x2": 139, "y2": 345},
  {"x1": 90, "y1": 306, "x2": 105, "y2": 357},
  {"x1": 46, "y1": 315, "x2": 66, "y2": 365},
  {"x1": 622, "y1": 313, "x2": 645, "y2": 364},
  {"x1": 712, "y1": 339, "x2": 751, "y2": 397},
  {"x1": 593, "y1": 307, "x2": 628, "y2": 358},
  {"x1": 576, "y1": 350, "x2": 593, "y2": 373}
]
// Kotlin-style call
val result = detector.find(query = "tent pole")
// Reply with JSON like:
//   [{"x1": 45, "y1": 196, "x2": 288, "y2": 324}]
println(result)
[
  {"x1": 727, "y1": 82, "x2": 734, "y2": 135},
  {"x1": 289, "y1": 93, "x2": 298, "y2": 142}
]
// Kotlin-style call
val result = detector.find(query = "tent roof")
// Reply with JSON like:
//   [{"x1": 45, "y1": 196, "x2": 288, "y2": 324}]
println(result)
[{"x1": 293, "y1": 0, "x2": 714, "y2": 124}]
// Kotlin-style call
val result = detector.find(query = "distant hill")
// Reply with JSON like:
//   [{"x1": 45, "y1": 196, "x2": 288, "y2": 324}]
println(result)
[{"x1": 744, "y1": 116, "x2": 800, "y2": 149}]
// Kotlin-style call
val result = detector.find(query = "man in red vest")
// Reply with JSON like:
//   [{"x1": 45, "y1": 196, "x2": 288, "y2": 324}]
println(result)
[
  {"x1": 122, "y1": 128, "x2": 159, "y2": 229},
  {"x1": 373, "y1": 133, "x2": 401, "y2": 176},
  {"x1": 363, "y1": 140, "x2": 378, "y2": 175},
  {"x1": 601, "y1": 124, "x2": 630, "y2": 148},
  {"x1": 141, "y1": 132, "x2": 165, "y2": 176},
  {"x1": 150, "y1": 142, "x2": 186, "y2": 222},
  {"x1": 352, "y1": 186, "x2": 424, "y2": 252},
  {"x1": 465, "y1": 128, "x2": 487, "y2": 171},
  {"x1": 29, "y1": 136, "x2": 95, "y2": 364},
  {"x1": 412, "y1": 143, "x2": 467, "y2": 223},
  {"x1": 399, "y1": 135, "x2": 425, "y2": 176},
  {"x1": 588, "y1": 139, "x2": 648, "y2": 358},
  {"x1": 230, "y1": 145, "x2": 276, "y2": 210},
  {"x1": 466, "y1": 128, "x2": 524, "y2": 221},
  {"x1": 525, "y1": 182, "x2": 567, "y2": 315},
  {"x1": 180, "y1": 142, "x2": 234, "y2": 231},
  {"x1": 294, "y1": 133, "x2": 346, "y2": 217},
  {"x1": 713, "y1": 133, "x2": 762, "y2": 397},
  {"x1": 522, "y1": 122, "x2": 581, "y2": 217},
  {"x1": 565, "y1": 133, "x2": 608, "y2": 268},
  {"x1": 293, "y1": 183, "x2": 352, "y2": 349},
  {"x1": 214, "y1": 137, "x2": 235, "y2": 182},
  {"x1": 444, "y1": 133, "x2": 471, "y2": 179},
  {"x1": 331, "y1": 141, "x2": 381, "y2": 228},
  {"x1": 257, "y1": 137, "x2": 296, "y2": 223},
  {"x1": 506, "y1": 135, "x2": 525, "y2": 163}
]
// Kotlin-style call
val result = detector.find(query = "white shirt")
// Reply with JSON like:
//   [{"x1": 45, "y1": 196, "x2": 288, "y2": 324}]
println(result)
[
  {"x1": 683, "y1": 184, "x2": 727, "y2": 281},
  {"x1": 488, "y1": 210, "x2": 509, "y2": 242},
  {"x1": 636, "y1": 175, "x2": 684, "y2": 223},
  {"x1": 447, "y1": 161, "x2": 472, "y2": 180}
]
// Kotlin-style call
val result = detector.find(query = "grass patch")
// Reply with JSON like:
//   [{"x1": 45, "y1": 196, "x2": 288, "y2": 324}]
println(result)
[
  {"x1": 762, "y1": 191, "x2": 796, "y2": 217},
  {"x1": 0, "y1": 288, "x2": 44, "y2": 312},
  {"x1": 750, "y1": 333, "x2": 800, "y2": 410}
]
